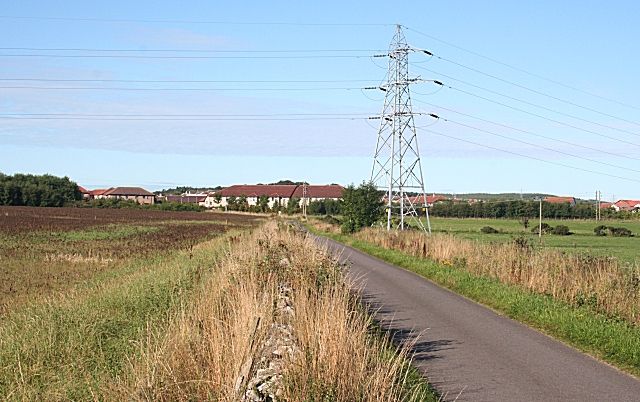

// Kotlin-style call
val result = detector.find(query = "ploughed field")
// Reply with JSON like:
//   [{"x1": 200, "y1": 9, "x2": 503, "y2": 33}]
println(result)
[
  {"x1": 0, "y1": 206, "x2": 260, "y2": 313},
  {"x1": 428, "y1": 217, "x2": 640, "y2": 265}
]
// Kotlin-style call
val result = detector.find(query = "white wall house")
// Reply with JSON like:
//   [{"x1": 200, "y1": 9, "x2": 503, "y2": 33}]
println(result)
[
  {"x1": 203, "y1": 184, "x2": 344, "y2": 209},
  {"x1": 611, "y1": 200, "x2": 640, "y2": 212},
  {"x1": 204, "y1": 185, "x2": 297, "y2": 209}
]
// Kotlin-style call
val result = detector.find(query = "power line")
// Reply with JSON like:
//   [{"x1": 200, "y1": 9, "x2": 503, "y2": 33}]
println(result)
[
  {"x1": 411, "y1": 98, "x2": 640, "y2": 162},
  {"x1": 0, "y1": 78, "x2": 379, "y2": 84},
  {"x1": 0, "y1": 15, "x2": 392, "y2": 26},
  {"x1": 424, "y1": 128, "x2": 640, "y2": 184},
  {"x1": 402, "y1": 25, "x2": 640, "y2": 112},
  {"x1": 412, "y1": 58, "x2": 640, "y2": 130},
  {"x1": 0, "y1": 53, "x2": 370, "y2": 59},
  {"x1": 0, "y1": 86, "x2": 363, "y2": 91},
  {"x1": 0, "y1": 112, "x2": 370, "y2": 117},
  {"x1": 428, "y1": 114, "x2": 640, "y2": 174},
  {"x1": 413, "y1": 64, "x2": 640, "y2": 139},
  {"x1": 0, "y1": 115, "x2": 368, "y2": 121},
  {"x1": 435, "y1": 82, "x2": 640, "y2": 148},
  {"x1": 0, "y1": 47, "x2": 384, "y2": 53}
]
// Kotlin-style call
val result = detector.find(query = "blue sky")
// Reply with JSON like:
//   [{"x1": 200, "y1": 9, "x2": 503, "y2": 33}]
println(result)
[{"x1": 1, "y1": 1, "x2": 639, "y2": 200}]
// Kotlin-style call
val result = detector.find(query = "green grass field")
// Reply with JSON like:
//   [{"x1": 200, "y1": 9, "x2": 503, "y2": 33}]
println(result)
[{"x1": 427, "y1": 217, "x2": 640, "y2": 264}]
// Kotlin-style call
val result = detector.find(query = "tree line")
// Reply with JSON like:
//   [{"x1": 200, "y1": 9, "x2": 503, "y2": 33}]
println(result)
[
  {"x1": 429, "y1": 200, "x2": 629, "y2": 219},
  {"x1": 0, "y1": 173, "x2": 81, "y2": 207}
]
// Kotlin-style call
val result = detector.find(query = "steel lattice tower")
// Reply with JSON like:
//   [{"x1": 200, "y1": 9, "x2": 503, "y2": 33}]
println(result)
[{"x1": 371, "y1": 25, "x2": 431, "y2": 233}]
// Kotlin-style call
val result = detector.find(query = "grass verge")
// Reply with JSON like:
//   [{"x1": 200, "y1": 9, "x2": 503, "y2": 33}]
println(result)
[
  {"x1": 0, "y1": 231, "x2": 235, "y2": 400},
  {"x1": 311, "y1": 227, "x2": 640, "y2": 379},
  {"x1": 116, "y1": 222, "x2": 436, "y2": 401}
]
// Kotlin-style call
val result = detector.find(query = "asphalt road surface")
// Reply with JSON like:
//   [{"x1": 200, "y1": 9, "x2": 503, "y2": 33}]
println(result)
[{"x1": 319, "y1": 236, "x2": 640, "y2": 402}]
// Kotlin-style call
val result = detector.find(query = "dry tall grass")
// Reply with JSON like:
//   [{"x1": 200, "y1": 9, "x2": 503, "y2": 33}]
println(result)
[
  {"x1": 117, "y1": 222, "x2": 428, "y2": 401},
  {"x1": 354, "y1": 228, "x2": 640, "y2": 325}
]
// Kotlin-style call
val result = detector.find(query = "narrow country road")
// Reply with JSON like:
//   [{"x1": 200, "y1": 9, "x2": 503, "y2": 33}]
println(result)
[{"x1": 318, "y1": 236, "x2": 640, "y2": 402}]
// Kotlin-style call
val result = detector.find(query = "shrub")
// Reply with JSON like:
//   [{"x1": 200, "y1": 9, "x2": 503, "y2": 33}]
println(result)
[
  {"x1": 594, "y1": 225, "x2": 608, "y2": 236},
  {"x1": 609, "y1": 227, "x2": 633, "y2": 237},
  {"x1": 531, "y1": 222, "x2": 553, "y2": 234},
  {"x1": 480, "y1": 226, "x2": 499, "y2": 234},
  {"x1": 322, "y1": 215, "x2": 342, "y2": 226},
  {"x1": 551, "y1": 225, "x2": 572, "y2": 236},
  {"x1": 593, "y1": 225, "x2": 634, "y2": 237}
]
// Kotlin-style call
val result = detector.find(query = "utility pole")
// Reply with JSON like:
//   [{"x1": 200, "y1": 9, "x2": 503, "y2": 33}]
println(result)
[
  {"x1": 538, "y1": 198, "x2": 543, "y2": 240},
  {"x1": 302, "y1": 182, "x2": 308, "y2": 218},
  {"x1": 371, "y1": 24, "x2": 431, "y2": 233},
  {"x1": 598, "y1": 190, "x2": 602, "y2": 221}
]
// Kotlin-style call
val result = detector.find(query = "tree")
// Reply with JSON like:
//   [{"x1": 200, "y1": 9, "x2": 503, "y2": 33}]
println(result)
[
  {"x1": 237, "y1": 195, "x2": 249, "y2": 211},
  {"x1": 258, "y1": 195, "x2": 270, "y2": 212},
  {"x1": 0, "y1": 173, "x2": 81, "y2": 207},
  {"x1": 227, "y1": 196, "x2": 238, "y2": 210},
  {"x1": 286, "y1": 197, "x2": 301, "y2": 215},
  {"x1": 340, "y1": 182, "x2": 383, "y2": 233}
]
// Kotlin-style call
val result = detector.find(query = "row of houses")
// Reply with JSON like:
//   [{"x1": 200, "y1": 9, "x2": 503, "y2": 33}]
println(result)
[
  {"x1": 542, "y1": 196, "x2": 640, "y2": 212},
  {"x1": 202, "y1": 184, "x2": 343, "y2": 209},
  {"x1": 79, "y1": 184, "x2": 344, "y2": 208},
  {"x1": 79, "y1": 186, "x2": 156, "y2": 204},
  {"x1": 77, "y1": 185, "x2": 640, "y2": 213}
]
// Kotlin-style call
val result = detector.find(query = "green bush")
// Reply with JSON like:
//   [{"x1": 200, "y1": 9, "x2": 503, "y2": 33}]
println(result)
[
  {"x1": 593, "y1": 225, "x2": 634, "y2": 237},
  {"x1": 551, "y1": 225, "x2": 572, "y2": 236},
  {"x1": 609, "y1": 227, "x2": 633, "y2": 237},
  {"x1": 480, "y1": 226, "x2": 499, "y2": 234},
  {"x1": 531, "y1": 222, "x2": 553, "y2": 234},
  {"x1": 594, "y1": 225, "x2": 608, "y2": 236},
  {"x1": 322, "y1": 215, "x2": 342, "y2": 226}
]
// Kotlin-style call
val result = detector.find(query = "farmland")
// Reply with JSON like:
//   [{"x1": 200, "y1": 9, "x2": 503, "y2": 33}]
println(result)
[
  {"x1": 0, "y1": 206, "x2": 260, "y2": 313},
  {"x1": 428, "y1": 217, "x2": 640, "y2": 264},
  {"x1": 0, "y1": 206, "x2": 261, "y2": 398}
]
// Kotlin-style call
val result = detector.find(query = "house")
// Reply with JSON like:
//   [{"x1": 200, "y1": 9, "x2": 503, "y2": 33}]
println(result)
[
  {"x1": 392, "y1": 194, "x2": 448, "y2": 207},
  {"x1": 599, "y1": 202, "x2": 613, "y2": 210},
  {"x1": 102, "y1": 187, "x2": 155, "y2": 205},
  {"x1": 89, "y1": 188, "x2": 109, "y2": 199},
  {"x1": 204, "y1": 184, "x2": 298, "y2": 209},
  {"x1": 203, "y1": 184, "x2": 345, "y2": 209},
  {"x1": 77, "y1": 186, "x2": 91, "y2": 199},
  {"x1": 293, "y1": 185, "x2": 344, "y2": 207},
  {"x1": 611, "y1": 200, "x2": 640, "y2": 212},
  {"x1": 543, "y1": 196, "x2": 576, "y2": 206}
]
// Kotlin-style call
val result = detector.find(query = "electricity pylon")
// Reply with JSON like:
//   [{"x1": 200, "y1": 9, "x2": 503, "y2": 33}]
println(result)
[{"x1": 371, "y1": 24, "x2": 431, "y2": 233}]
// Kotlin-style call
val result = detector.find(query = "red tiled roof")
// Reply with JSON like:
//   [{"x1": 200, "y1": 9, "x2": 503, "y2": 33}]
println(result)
[
  {"x1": 614, "y1": 200, "x2": 640, "y2": 210},
  {"x1": 103, "y1": 187, "x2": 154, "y2": 196},
  {"x1": 90, "y1": 188, "x2": 110, "y2": 196},
  {"x1": 544, "y1": 196, "x2": 576, "y2": 204},
  {"x1": 292, "y1": 184, "x2": 344, "y2": 199},
  {"x1": 599, "y1": 202, "x2": 613, "y2": 209},
  {"x1": 217, "y1": 185, "x2": 297, "y2": 198},
  {"x1": 77, "y1": 185, "x2": 89, "y2": 194},
  {"x1": 405, "y1": 195, "x2": 448, "y2": 204}
]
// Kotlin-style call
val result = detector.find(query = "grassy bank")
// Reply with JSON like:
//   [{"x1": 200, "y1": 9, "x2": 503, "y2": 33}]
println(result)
[
  {"x1": 116, "y1": 222, "x2": 435, "y2": 401},
  {"x1": 309, "y1": 224, "x2": 640, "y2": 378}
]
